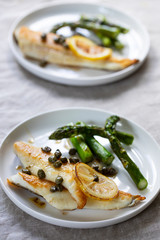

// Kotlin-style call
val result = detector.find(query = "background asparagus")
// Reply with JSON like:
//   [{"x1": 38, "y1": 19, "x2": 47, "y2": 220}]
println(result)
[
  {"x1": 80, "y1": 15, "x2": 129, "y2": 34},
  {"x1": 50, "y1": 14, "x2": 129, "y2": 49},
  {"x1": 51, "y1": 21, "x2": 120, "y2": 39}
]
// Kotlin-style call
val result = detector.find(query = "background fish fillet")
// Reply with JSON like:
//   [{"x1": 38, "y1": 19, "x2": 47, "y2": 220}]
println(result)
[
  {"x1": 8, "y1": 173, "x2": 145, "y2": 210},
  {"x1": 13, "y1": 141, "x2": 86, "y2": 209},
  {"x1": 15, "y1": 27, "x2": 139, "y2": 71}
]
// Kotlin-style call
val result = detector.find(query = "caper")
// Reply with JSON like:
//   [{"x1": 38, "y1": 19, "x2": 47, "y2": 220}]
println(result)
[
  {"x1": 22, "y1": 168, "x2": 31, "y2": 175},
  {"x1": 101, "y1": 166, "x2": 117, "y2": 177},
  {"x1": 54, "y1": 149, "x2": 62, "y2": 159},
  {"x1": 93, "y1": 174, "x2": 99, "y2": 182},
  {"x1": 69, "y1": 157, "x2": 79, "y2": 164},
  {"x1": 37, "y1": 169, "x2": 46, "y2": 179},
  {"x1": 91, "y1": 164, "x2": 99, "y2": 171},
  {"x1": 53, "y1": 160, "x2": 62, "y2": 168},
  {"x1": 48, "y1": 155, "x2": 57, "y2": 163},
  {"x1": 63, "y1": 43, "x2": 69, "y2": 49},
  {"x1": 54, "y1": 36, "x2": 65, "y2": 44},
  {"x1": 50, "y1": 185, "x2": 57, "y2": 193},
  {"x1": 101, "y1": 166, "x2": 107, "y2": 175},
  {"x1": 54, "y1": 36, "x2": 61, "y2": 44},
  {"x1": 55, "y1": 176, "x2": 63, "y2": 185},
  {"x1": 59, "y1": 35, "x2": 65, "y2": 44},
  {"x1": 61, "y1": 157, "x2": 68, "y2": 164},
  {"x1": 56, "y1": 184, "x2": 64, "y2": 192},
  {"x1": 69, "y1": 148, "x2": 77, "y2": 155},
  {"x1": 41, "y1": 146, "x2": 52, "y2": 153},
  {"x1": 41, "y1": 33, "x2": 47, "y2": 42}
]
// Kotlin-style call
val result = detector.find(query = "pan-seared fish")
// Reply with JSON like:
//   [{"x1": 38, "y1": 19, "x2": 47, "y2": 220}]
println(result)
[
  {"x1": 7, "y1": 172, "x2": 77, "y2": 210},
  {"x1": 15, "y1": 26, "x2": 139, "y2": 71},
  {"x1": 13, "y1": 141, "x2": 86, "y2": 209},
  {"x1": 8, "y1": 173, "x2": 145, "y2": 210}
]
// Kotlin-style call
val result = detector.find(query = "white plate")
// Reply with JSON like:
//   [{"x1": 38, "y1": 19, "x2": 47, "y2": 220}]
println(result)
[
  {"x1": 0, "y1": 108, "x2": 160, "y2": 228},
  {"x1": 8, "y1": 1, "x2": 150, "y2": 86}
]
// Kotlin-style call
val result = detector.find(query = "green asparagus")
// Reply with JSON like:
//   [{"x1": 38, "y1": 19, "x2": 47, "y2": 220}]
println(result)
[
  {"x1": 105, "y1": 115, "x2": 134, "y2": 145},
  {"x1": 51, "y1": 21, "x2": 120, "y2": 39},
  {"x1": 115, "y1": 131, "x2": 134, "y2": 145},
  {"x1": 80, "y1": 15, "x2": 129, "y2": 34},
  {"x1": 49, "y1": 122, "x2": 134, "y2": 146},
  {"x1": 85, "y1": 135, "x2": 114, "y2": 165},
  {"x1": 50, "y1": 15, "x2": 128, "y2": 50},
  {"x1": 49, "y1": 118, "x2": 148, "y2": 190},
  {"x1": 105, "y1": 117, "x2": 148, "y2": 190},
  {"x1": 70, "y1": 135, "x2": 93, "y2": 163},
  {"x1": 76, "y1": 121, "x2": 114, "y2": 165},
  {"x1": 49, "y1": 125, "x2": 109, "y2": 140}
]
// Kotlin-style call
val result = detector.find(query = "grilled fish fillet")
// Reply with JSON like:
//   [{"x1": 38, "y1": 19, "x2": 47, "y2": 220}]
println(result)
[
  {"x1": 8, "y1": 173, "x2": 145, "y2": 210},
  {"x1": 15, "y1": 26, "x2": 139, "y2": 71},
  {"x1": 13, "y1": 141, "x2": 86, "y2": 209}
]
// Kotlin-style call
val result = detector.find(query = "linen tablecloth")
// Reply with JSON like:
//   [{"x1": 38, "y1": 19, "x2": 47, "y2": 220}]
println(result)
[{"x1": 0, "y1": 0, "x2": 160, "y2": 239}]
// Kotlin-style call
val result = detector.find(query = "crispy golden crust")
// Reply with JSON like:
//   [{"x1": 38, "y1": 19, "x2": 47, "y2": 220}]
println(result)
[
  {"x1": 110, "y1": 57, "x2": 139, "y2": 68},
  {"x1": 19, "y1": 172, "x2": 54, "y2": 189},
  {"x1": 118, "y1": 191, "x2": 145, "y2": 201}
]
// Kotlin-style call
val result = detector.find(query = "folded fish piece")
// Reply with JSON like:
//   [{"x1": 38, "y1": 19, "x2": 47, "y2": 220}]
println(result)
[
  {"x1": 13, "y1": 141, "x2": 86, "y2": 209},
  {"x1": 8, "y1": 172, "x2": 77, "y2": 210},
  {"x1": 15, "y1": 26, "x2": 139, "y2": 71},
  {"x1": 8, "y1": 173, "x2": 145, "y2": 210}
]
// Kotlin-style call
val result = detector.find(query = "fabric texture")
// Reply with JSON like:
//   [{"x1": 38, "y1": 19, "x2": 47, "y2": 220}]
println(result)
[{"x1": 0, "y1": 0, "x2": 160, "y2": 239}]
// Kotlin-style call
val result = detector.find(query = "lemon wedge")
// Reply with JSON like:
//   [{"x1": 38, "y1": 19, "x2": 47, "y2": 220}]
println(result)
[
  {"x1": 67, "y1": 36, "x2": 112, "y2": 61},
  {"x1": 75, "y1": 163, "x2": 118, "y2": 200}
]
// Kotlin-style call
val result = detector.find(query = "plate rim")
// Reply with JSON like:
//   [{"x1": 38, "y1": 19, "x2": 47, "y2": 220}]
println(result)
[
  {"x1": 8, "y1": 0, "x2": 150, "y2": 86},
  {"x1": 0, "y1": 107, "x2": 160, "y2": 228}
]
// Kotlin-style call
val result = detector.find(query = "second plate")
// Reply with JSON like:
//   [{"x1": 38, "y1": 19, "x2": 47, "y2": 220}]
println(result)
[{"x1": 8, "y1": 1, "x2": 150, "y2": 86}]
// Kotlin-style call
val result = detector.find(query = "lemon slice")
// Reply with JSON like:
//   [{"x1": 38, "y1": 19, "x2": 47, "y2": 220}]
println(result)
[
  {"x1": 75, "y1": 163, "x2": 118, "y2": 200},
  {"x1": 67, "y1": 36, "x2": 112, "y2": 61}
]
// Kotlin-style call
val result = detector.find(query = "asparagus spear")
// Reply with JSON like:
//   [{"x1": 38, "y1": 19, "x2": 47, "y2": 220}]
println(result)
[
  {"x1": 105, "y1": 117, "x2": 148, "y2": 190},
  {"x1": 49, "y1": 123, "x2": 134, "y2": 145},
  {"x1": 80, "y1": 15, "x2": 129, "y2": 34},
  {"x1": 76, "y1": 121, "x2": 114, "y2": 165},
  {"x1": 49, "y1": 121, "x2": 134, "y2": 146},
  {"x1": 85, "y1": 135, "x2": 114, "y2": 165},
  {"x1": 96, "y1": 32, "x2": 112, "y2": 47},
  {"x1": 51, "y1": 21, "x2": 120, "y2": 39},
  {"x1": 105, "y1": 115, "x2": 134, "y2": 145},
  {"x1": 49, "y1": 125, "x2": 109, "y2": 140},
  {"x1": 104, "y1": 115, "x2": 120, "y2": 132},
  {"x1": 49, "y1": 121, "x2": 148, "y2": 190},
  {"x1": 115, "y1": 131, "x2": 134, "y2": 145},
  {"x1": 70, "y1": 135, "x2": 93, "y2": 163}
]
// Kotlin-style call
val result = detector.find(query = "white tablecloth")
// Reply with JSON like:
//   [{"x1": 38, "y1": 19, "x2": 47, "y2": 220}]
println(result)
[{"x1": 0, "y1": 0, "x2": 160, "y2": 239}]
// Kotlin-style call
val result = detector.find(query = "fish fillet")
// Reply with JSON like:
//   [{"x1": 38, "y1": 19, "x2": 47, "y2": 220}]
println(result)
[
  {"x1": 8, "y1": 172, "x2": 145, "y2": 210},
  {"x1": 13, "y1": 141, "x2": 86, "y2": 209},
  {"x1": 15, "y1": 26, "x2": 139, "y2": 71},
  {"x1": 8, "y1": 172, "x2": 77, "y2": 210}
]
